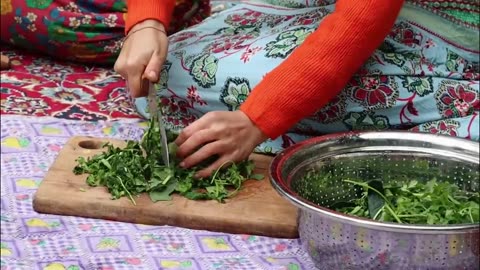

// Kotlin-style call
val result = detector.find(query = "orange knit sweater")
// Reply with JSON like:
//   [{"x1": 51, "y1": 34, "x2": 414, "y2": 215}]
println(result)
[{"x1": 126, "y1": 0, "x2": 405, "y2": 139}]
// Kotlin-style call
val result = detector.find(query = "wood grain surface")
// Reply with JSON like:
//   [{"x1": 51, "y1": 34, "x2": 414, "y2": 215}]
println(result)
[{"x1": 33, "y1": 136, "x2": 299, "y2": 238}]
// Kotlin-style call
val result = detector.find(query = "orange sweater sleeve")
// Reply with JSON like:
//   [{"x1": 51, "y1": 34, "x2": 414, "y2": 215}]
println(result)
[
  {"x1": 125, "y1": 0, "x2": 176, "y2": 34},
  {"x1": 240, "y1": 0, "x2": 405, "y2": 139}
]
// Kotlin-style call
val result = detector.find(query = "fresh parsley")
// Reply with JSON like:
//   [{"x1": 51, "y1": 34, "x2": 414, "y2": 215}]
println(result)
[
  {"x1": 73, "y1": 118, "x2": 263, "y2": 205},
  {"x1": 300, "y1": 169, "x2": 479, "y2": 225}
]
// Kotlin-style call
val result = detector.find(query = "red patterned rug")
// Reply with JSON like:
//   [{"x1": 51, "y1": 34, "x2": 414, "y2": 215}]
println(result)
[{"x1": 1, "y1": 45, "x2": 142, "y2": 121}]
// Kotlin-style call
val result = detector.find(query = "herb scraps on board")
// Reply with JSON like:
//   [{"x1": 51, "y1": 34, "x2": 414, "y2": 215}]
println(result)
[
  {"x1": 299, "y1": 168, "x2": 479, "y2": 225},
  {"x1": 73, "y1": 117, "x2": 264, "y2": 205}
]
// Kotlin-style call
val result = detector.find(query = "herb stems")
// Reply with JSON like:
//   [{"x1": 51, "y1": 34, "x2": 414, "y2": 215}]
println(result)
[
  {"x1": 73, "y1": 118, "x2": 263, "y2": 204},
  {"x1": 344, "y1": 179, "x2": 403, "y2": 223}
]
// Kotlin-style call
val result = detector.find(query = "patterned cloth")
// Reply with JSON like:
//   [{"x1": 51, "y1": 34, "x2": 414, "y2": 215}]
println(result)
[
  {"x1": 0, "y1": 0, "x2": 210, "y2": 64},
  {"x1": 0, "y1": 1, "x2": 478, "y2": 269},
  {"x1": 411, "y1": 0, "x2": 479, "y2": 28},
  {"x1": 134, "y1": 1, "x2": 479, "y2": 154},
  {"x1": 0, "y1": 45, "x2": 141, "y2": 121},
  {"x1": 0, "y1": 115, "x2": 315, "y2": 270},
  {"x1": 0, "y1": 0, "x2": 250, "y2": 121}
]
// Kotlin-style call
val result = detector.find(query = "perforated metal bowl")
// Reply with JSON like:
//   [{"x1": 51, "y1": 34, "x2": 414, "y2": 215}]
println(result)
[{"x1": 270, "y1": 131, "x2": 480, "y2": 270}]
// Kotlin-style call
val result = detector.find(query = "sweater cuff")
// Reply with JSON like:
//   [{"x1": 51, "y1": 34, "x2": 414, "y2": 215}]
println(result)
[
  {"x1": 239, "y1": 82, "x2": 314, "y2": 140},
  {"x1": 125, "y1": 0, "x2": 176, "y2": 34},
  {"x1": 240, "y1": 99, "x2": 278, "y2": 140}
]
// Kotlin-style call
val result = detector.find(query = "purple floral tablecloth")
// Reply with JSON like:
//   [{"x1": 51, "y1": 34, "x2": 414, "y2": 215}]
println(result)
[{"x1": 0, "y1": 115, "x2": 315, "y2": 270}]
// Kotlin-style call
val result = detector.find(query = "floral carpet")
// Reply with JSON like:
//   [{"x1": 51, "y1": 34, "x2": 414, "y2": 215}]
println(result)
[{"x1": 1, "y1": 46, "x2": 140, "y2": 122}]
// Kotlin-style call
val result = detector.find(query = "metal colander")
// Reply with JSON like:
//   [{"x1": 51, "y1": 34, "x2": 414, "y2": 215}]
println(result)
[{"x1": 269, "y1": 131, "x2": 480, "y2": 270}]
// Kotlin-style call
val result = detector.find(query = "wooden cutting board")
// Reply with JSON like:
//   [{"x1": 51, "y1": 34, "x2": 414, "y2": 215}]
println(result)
[{"x1": 33, "y1": 136, "x2": 299, "y2": 238}]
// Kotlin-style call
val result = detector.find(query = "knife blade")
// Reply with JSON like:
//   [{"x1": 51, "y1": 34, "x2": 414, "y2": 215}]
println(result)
[{"x1": 146, "y1": 79, "x2": 170, "y2": 167}]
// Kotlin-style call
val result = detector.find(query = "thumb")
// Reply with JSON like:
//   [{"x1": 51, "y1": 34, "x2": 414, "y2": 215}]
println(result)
[{"x1": 144, "y1": 52, "x2": 165, "y2": 83}]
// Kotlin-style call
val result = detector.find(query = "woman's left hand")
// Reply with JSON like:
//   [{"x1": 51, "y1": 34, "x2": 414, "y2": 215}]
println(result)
[{"x1": 175, "y1": 110, "x2": 268, "y2": 178}]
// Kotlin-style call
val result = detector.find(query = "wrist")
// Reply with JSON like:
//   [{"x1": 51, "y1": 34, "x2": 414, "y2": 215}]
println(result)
[
  {"x1": 254, "y1": 128, "x2": 269, "y2": 145},
  {"x1": 238, "y1": 110, "x2": 268, "y2": 145},
  {"x1": 129, "y1": 19, "x2": 165, "y2": 34}
]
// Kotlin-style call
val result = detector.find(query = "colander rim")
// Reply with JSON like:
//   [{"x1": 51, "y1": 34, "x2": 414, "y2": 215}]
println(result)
[{"x1": 269, "y1": 130, "x2": 480, "y2": 232}]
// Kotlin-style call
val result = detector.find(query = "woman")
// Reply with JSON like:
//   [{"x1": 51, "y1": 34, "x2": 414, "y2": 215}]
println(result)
[
  {"x1": 116, "y1": 0, "x2": 479, "y2": 177},
  {"x1": 2, "y1": 0, "x2": 478, "y2": 178}
]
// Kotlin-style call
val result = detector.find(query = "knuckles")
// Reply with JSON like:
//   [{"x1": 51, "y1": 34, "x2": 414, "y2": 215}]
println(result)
[
  {"x1": 124, "y1": 59, "x2": 141, "y2": 71},
  {"x1": 192, "y1": 130, "x2": 209, "y2": 144},
  {"x1": 205, "y1": 111, "x2": 221, "y2": 120}
]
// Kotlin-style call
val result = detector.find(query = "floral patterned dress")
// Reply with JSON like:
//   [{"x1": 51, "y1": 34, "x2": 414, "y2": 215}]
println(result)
[
  {"x1": 0, "y1": 0, "x2": 210, "y2": 64},
  {"x1": 130, "y1": 0, "x2": 479, "y2": 154}
]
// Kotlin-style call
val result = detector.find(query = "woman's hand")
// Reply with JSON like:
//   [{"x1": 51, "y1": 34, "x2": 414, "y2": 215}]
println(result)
[
  {"x1": 175, "y1": 110, "x2": 268, "y2": 178},
  {"x1": 114, "y1": 19, "x2": 168, "y2": 97}
]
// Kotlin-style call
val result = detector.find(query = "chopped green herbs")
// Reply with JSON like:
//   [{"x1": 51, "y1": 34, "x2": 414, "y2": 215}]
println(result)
[
  {"x1": 73, "y1": 118, "x2": 263, "y2": 204},
  {"x1": 301, "y1": 171, "x2": 479, "y2": 225}
]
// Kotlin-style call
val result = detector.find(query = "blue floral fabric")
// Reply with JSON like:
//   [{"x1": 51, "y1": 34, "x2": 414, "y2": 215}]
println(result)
[{"x1": 132, "y1": 2, "x2": 479, "y2": 153}]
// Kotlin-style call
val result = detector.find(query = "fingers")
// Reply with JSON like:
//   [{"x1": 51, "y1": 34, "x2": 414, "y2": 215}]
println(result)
[
  {"x1": 127, "y1": 73, "x2": 145, "y2": 97},
  {"x1": 144, "y1": 50, "x2": 166, "y2": 83},
  {"x1": 114, "y1": 44, "x2": 152, "y2": 98},
  {"x1": 176, "y1": 129, "x2": 218, "y2": 159},
  {"x1": 114, "y1": 24, "x2": 169, "y2": 98},
  {"x1": 195, "y1": 155, "x2": 233, "y2": 179},
  {"x1": 180, "y1": 140, "x2": 225, "y2": 169},
  {"x1": 113, "y1": 52, "x2": 126, "y2": 78},
  {"x1": 118, "y1": 52, "x2": 165, "y2": 97},
  {"x1": 115, "y1": 56, "x2": 145, "y2": 98},
  {"x1": 175, "y1": 117, "x2": 210, "y2": 146}
]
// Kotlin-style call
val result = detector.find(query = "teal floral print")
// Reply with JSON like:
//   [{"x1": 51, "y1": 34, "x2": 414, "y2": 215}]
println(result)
[
  {"x1": 401, "y1": 76, "x2": 434, "y2": 96},
  {"x1": 189, "y1": 54, "x2": 218, "y2": 88},
  {"x1": 224, "y1": 10, "x2": 264, "y2": 29},
  {"x1": 158, "y1": 61, "x2": 172, "y2": 89},
  {"x1": 446, "y1": 49, "x2": 465, "y2": 72},
  {"x1": 348, "y1": 72, "x2": 399, "y2": 109},
  {"x1": 219, "y1": 77, "x2": 252, "y2": 111},
  {"x1": 265, "y1": 28, "x2": 315, "y2": 58},
  {"x1": 129, "y1": 3, "x2": 479, "y2": 155},
  {"x1": 420, "y1": 119, "x2": 461, "y2": 137},
  {"x1": 388, "y1": 21, "x2": 421, "y2": 47},
  {"x1": 343, "y1": 112, "x2": 390, "y2": 131},
  {"x1": 445, "y1": 49, "x2": 479, "y2": 80},
  {"x1": 436, "y1": 81, "x2": 479, "y2": 118},
  {"x1": 314, "y1": 94, "x2": 346, "y2": 124},
  {"x1": 265, "y1": 0, "x2": 307, "y2": 8}
]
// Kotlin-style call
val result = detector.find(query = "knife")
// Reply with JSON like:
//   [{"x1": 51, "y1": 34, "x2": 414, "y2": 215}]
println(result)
[{"x1": 146, "y1": 79, "x2": 170, "y2": 167}]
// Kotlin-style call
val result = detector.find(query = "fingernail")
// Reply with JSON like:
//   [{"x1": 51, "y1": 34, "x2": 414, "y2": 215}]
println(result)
[{"x1": 179, "y1": 162, "x2": 185, "y2": 168}]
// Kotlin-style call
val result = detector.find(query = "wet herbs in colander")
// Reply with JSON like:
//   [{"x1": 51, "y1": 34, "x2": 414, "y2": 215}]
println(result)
[
  {"x1": 301, "y1": 171, "x2": 479, "y2": 225},
  {"x1": 73, "y1": 117, "x2": 263, "y2": 205}
]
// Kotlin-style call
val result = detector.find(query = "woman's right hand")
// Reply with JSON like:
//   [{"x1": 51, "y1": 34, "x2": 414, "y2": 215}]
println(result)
[{"x1": 114, "y1": 19, "x2": 169, "y2": 97}]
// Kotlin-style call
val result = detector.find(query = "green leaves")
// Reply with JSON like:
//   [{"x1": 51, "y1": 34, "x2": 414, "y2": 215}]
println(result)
[
  {"x1": 335, "y1": 178, "x2": 479, "y2": 225},
  {"x1": 366, "y1": 180, "x2": 386, "y2": 219},
  {"x1": 149, "y1": 180, "x2": 178, "y2": 202},
  {"x1": 250, "y1": 174, "x2": 265, "y2": 180},
  {"x1": 73, "y1": 117, "x2": 263, "y2": 205}
]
